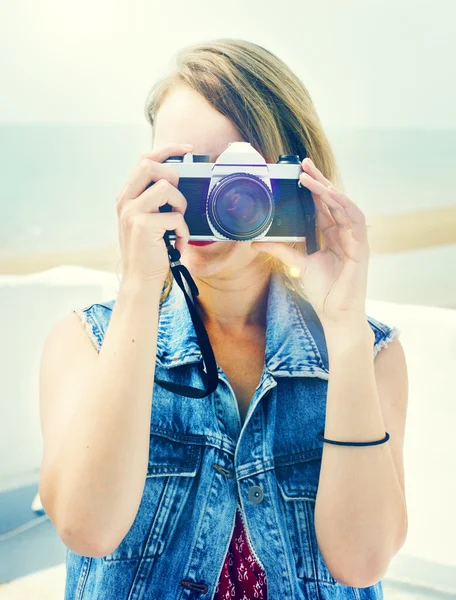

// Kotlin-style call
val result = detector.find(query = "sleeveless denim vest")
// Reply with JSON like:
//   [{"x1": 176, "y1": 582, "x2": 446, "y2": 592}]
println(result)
[{"x1": 65, "y1": 270, "x2": 399, "y2": 600}]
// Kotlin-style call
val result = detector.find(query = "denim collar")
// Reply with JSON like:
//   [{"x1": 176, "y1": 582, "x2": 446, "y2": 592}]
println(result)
[{"x1": 156, "y1": 270, "x2": 329, "y2": 379}]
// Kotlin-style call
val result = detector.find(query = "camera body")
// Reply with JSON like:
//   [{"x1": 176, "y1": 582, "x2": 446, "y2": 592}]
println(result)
[{"x1": 150, "y1": 142, "x2": 318, "y2": 253}]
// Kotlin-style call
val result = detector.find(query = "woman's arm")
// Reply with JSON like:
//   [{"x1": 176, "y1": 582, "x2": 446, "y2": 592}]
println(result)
[
  {"x1": 314, "y1": 319, "x2": 408, "y2": 588},
  {"x1": 253, "y1": 156, "x2": 409, "y2": 588},
  {"x1": 39, "y1": 279, "x2": 163, "y2": 558}
]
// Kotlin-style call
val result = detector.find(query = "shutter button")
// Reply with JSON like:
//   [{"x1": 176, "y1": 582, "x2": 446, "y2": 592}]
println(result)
[{"x1": 248, "y1": 485, "x2": 264, "y2": 504}]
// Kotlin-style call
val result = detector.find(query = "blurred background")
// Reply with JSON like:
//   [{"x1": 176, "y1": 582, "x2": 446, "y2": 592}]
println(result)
[{"x1": 1, "y1": 0, "x2": 455, "y2": 598}]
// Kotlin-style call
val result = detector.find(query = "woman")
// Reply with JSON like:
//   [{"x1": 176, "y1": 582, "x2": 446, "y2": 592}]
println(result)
[{"x1": 38, "y1": 39, "x2": 408, "y2": 599}]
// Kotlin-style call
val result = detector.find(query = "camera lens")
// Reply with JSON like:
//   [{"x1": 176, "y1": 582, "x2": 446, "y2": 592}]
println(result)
[{"x1": 208, "y1": 173, "x2": 274, "y2": 240}]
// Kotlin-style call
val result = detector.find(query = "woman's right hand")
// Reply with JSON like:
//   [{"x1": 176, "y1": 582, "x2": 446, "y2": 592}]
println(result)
[{"x1": 116, "y1": 143, "x2": 193, "y2": 285}]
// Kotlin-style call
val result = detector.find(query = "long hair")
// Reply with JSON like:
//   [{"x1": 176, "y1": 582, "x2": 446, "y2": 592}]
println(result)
[{"x1": 120, "y1": 38, "x2": 344, "y2": 303}]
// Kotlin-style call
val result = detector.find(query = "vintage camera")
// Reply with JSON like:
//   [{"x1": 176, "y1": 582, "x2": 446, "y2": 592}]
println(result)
[{"x1": 149, "y1": 141, "x2": 318, "y2": 253}]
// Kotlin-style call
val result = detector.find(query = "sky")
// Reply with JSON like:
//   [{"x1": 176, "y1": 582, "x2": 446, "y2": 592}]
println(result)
[{"x1": 0, "y1": 0, "x2": 454, "y2": 129}]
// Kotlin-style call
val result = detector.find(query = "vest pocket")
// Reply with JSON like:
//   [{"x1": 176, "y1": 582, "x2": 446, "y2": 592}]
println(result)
[
  {"x1": 275, "y1": 447, "x2": 338, "y2": 585},
  {"x1": 102, "y1": 430, "x2": 203, "y2": 562}
]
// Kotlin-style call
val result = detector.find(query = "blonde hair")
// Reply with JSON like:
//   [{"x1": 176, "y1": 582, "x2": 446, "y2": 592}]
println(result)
[{"x1": 122, "y1": 38, "x2": 344, "y2": 304}]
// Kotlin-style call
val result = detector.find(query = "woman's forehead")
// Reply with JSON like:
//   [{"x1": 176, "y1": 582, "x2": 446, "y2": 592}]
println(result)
[{"x1": 153, "y1": 86, "x2": 244, "y2": 158}]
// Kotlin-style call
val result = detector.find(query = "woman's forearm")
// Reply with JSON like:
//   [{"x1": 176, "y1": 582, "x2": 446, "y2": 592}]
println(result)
[{"x1": 314, "y1": 320, "x2": 407, "y2": 587}]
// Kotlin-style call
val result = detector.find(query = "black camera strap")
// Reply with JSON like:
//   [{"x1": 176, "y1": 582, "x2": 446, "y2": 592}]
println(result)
[{"x1": 152, "y1": 231, "x2": 220, "y2": 398}]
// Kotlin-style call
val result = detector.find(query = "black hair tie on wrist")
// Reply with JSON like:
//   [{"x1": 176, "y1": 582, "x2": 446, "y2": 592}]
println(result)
[{"x1": 317, "y1": 429, "x2": 390, "y2": 446}]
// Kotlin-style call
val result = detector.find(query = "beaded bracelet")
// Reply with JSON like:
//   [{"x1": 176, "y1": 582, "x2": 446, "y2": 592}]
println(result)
[{"x1": 317, "y1": 429, "x2": 390, "y2": 446}]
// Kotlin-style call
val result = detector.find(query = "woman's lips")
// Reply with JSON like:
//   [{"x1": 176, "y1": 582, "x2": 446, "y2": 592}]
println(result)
[{"x1": 188, "y1": 241, "x2": 217, "y2": 246}]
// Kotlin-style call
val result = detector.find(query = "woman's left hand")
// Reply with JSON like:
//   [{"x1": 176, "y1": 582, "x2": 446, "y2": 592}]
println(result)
[{"x1": 251, "y1": 157, "x2": 371, "y2": 326}]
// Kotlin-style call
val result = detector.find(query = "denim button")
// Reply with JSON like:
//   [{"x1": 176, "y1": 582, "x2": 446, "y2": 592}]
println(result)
[{"x1": 248, "y1": 485, "x2": 264, "y2": 504}]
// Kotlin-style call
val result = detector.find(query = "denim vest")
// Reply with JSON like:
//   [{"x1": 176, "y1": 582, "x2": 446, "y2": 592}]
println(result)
[{"x1": 65, "y1": 271, "x2": 397, "y2": 599}]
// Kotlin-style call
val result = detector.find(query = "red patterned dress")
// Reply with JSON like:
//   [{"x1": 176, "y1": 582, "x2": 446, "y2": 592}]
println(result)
[{"x1": 214, "y1": 506, "x2": 268, "y2": 599}]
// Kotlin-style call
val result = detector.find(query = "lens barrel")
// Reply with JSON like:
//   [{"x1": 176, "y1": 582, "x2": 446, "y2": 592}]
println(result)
[{"x1": 207, "y1": 173, "x2": 274, "y2": 241}]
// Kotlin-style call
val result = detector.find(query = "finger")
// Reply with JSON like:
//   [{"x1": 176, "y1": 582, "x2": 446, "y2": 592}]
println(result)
[
  {"x1": 136, "y1": 178, "x2": 188, "y2": 217},
  {"x1": 300, "y1": 173, "x2": 353, "y2": 231},
  {"x1": 150, "y1": 212, "x2": 190, "y2": 255},
  {"x1": 118, "y1": 160, "x2": 181, "y2": 204},
  {"x1": 312, "y1": 196, "x2": 345, "y2": 258},
  {"x1": 300, "y1": 172, "x2": 370, "y2": 250},
  {"x1": 325, "y1": 225, "x2": 346, "y2": 261},
  {"x1": 116, "y1": 143, "x2": 193, "y2": 203},
  {"x1": 299, "y1": 172, "x2": 351, "y2": 255},
  {"x1": 327, "y1": 186, "x2": 368, "y2": 243},
  {"x1": 313, "y1": 204, "x2": 346, "y2": 260},
  {"x1": 301, "y1": 159, "x2": 367, "y2": 241},
  {"x1": 314, "y1": 194, "x2": 336, "y2": 233},
  {"x1": 141, "y1": 142, "x2": 193, "y2": 164},
  {"x1": 166, "y1": 212, "x2": 190, "y2": 256},
  {"x1": 301, "y1": 157, "x2": 333, "y2": 188},
  {"x1": 301, "y1": 161, "x2": 367, "y2": 238}
]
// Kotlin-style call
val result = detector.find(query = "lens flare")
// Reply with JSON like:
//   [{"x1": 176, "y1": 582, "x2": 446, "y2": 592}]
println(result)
[{"x1": 289, "y1": 266, "x2": 302, "y2": 278}]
